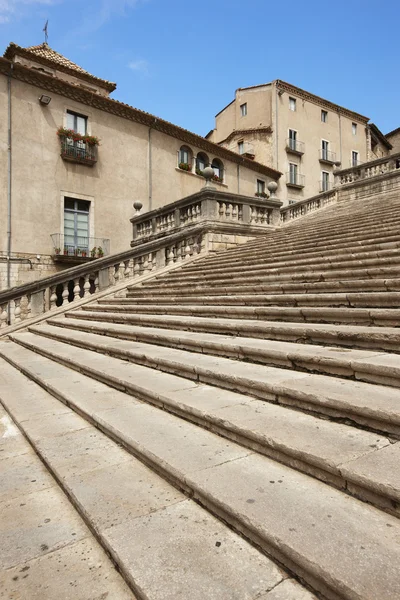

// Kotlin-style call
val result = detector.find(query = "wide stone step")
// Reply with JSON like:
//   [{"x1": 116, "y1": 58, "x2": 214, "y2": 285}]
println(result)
[
  {"x1": 188, "y1": 245, "x2": 400, "y2": 273},
  {"x1": 124, "y1": 291, "x2": 400, "y2": 308},
  {"x1": 52, "y1": 314, "x2": 400, "y2": 388},
  {"x1": 1, "y1": 338, "x2": 399, "y2": 600},
  {"x1": 91, "y1": 303, "x2": 400, "y2": 326},
  {"x1": 73, "y1": 307, "x2": 400, "y2": 352},
  {"x1": 126, "y1": 277, "x2": 400, "y2": 296},
  {"x1": 0, "y1": 401, "x2": 136, "y2": 600},
  {"x1": 0, "y1": 356, "x2": 306, "y2": 600},
  {"x1": 143, "y1": 265, "x2": 400, "y2": 288},
  {"x1": 151, "y1": 253, "x2": 400, "y2": 282},
  {"x1": 15, "y1": 325, "x2": 400, "y2": 437}
]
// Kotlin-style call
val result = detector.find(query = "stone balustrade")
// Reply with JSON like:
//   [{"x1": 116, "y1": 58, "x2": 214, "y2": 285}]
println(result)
[
  {"x1": 334, "y1": 152, "x2": 400, "y2": 187},
  {"x1": 131, "y1": 188, "x2": 282, "y2": 245},
  {"x1": 280, "y1": 190, "x2": 337, "y2": 223}
]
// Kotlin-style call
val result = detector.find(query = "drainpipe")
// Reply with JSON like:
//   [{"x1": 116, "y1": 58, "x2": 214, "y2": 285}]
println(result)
[
  {"x1": 148, "y1": 119, "x2": 156, "y2": 211},
  {"x1": 275, "y1": 85, "x2": 279, "y2": 170},
  {"x1": 6, "y1": 64, "x2": 13, "y2": 291},
  {"x1": 338, "y1": 110, "x2": 342, "y2": 165}
]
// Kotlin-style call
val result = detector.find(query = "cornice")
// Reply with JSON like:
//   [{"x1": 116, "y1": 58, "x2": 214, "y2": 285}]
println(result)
[
  {"x1": 369, "y1": 123, "x2": 392, "y2": 150},
  {"x1": 386, "y1": 126, "x2": 400, "y2": 139},
  {"x1": 0, "y1": 58, "x2": 281, "y2": 180},
  {"x1": 275, "y1": 80, "x2": 369, "y2": 124}
]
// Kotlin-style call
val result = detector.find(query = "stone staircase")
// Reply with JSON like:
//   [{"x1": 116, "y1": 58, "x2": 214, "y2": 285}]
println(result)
[{"x1": 1, "y1": 193, "x2": 400, "y2": 599}]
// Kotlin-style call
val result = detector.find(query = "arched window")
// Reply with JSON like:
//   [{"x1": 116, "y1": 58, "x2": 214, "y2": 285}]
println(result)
[
  {"x1": 196, "y1": 152, "x2": 209, "y2": 175},
  {"x1": 211, "y1": 158, "x2": 224, "y2": 182},
  {"x1": 178, "y1": 146, "x2": 192, "y2": 171}
]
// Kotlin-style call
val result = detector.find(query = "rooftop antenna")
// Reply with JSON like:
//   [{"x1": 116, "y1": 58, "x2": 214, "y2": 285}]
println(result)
[{"x1": 43, "y1": 20, "x2": 49, "y2": 44}]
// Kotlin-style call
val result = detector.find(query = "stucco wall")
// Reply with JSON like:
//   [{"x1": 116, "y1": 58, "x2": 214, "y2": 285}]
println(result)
[{"x1": 388, "y1": 131, "x2": 400, "y2": 154}]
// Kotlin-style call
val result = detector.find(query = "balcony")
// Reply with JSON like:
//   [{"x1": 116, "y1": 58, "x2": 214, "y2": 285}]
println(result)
[
  {"x1": 239, "y1": 142, "x2": 255, "y2": 159},
  {"x1": 286, "y1": 172, "x2": 305, "y2": 189},
  {"x1": 57, "y1": 127, "x2": 98, "y2": 166},
  {"x1": 319, "y1": 149, "x2": 336, "y2": 165},
  {"x1": 285, "y1": 138, "x2": 305, "y2": 156},
  {"x1": 51, "y1": 234, "x2": 110, "y2": 264}
]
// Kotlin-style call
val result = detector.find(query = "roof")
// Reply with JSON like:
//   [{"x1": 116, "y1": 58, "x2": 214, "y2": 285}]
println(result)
[
  {"x1": 369, "y1": 123, "x2": 392, "y2": 149},
  {"x1": 217, "y1": 127, "x2": 273, "y2": 145},
  {"x1": 386, "y1": 126, "x2": 400, "y2": 138},
  {"x1": 0, "y1": 54, "x2": 280, "y2": 181},
  {"x1": 3, "y1": 42, "x2": 116, "y2": 92}
]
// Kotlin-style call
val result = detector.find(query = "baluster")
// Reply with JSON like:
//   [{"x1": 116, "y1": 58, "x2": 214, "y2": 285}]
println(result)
[
  {"x1": 142, "y1": 254, "x2": 149, "y2": 275},
  {"x1": 61, "y1": 282, "x2": 69, "y2": 306},
  {"x1": 124, "y1": 259, "x2": 131, "y2": 279},
  {"x1": 26, "y1": 294, "x2": 32, "y2": 320},
  {"x1": 218, "y1": 202, "x2": 224, "y2": 218},
  {"x1": 176, "y1": 242, "x2": 182, "y2": 263},
  {"x1": 133, "y1": 259, "x2": 140, "y2": 278},
  {"x1": 73, "y1": 278, "x2": 81, "y2": 301},
  {"x1": 166, "y1": 247, "x2": 174, "y2": 266},
  {"x1": 232, "y1": 204, "x2": 237, "y2": 220},
  {"x1": 93, "y1": 274, "x2": 99, "y2": 294},
  {"x1": 147, "y1": 253, "x2": 154, "y2": 273},
  {"x1": 185, "y1": 242, "x2": 191, "y2": 260},
  {"x1": 114, "y1": 262, "x2": 121, "y2": 285},
  {"x1": 50, "y1": 285, "x2": 58, "y2": 310},
  {"x1": 83, "y1": 274, "x2": 91, "y2": 297},
  {"x1": 225, "y1": 203, "x2": 231, "y2": 219},
  {"x1": 0, "y1": 302, "x2": 8, "y2": 328}
]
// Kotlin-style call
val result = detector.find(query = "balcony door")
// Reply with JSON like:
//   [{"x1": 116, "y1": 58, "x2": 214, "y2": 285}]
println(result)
[
  {"x1": 289, "y1": 163, "x2": 298, "y2": 185},
  {"x1": 64, "y1": 198, "x2": 90, "y2": 255},
  {"x1": 66, "y1": 111, "x2": 87, "y2": 157},
  {"x1": 289, "y1": 129, "x2": 297, "y2": 151}
]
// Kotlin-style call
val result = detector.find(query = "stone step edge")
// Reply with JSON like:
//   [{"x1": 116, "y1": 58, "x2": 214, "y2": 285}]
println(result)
[
  {"x1": 0, "y1": 340, "x2": 396, "y2": 600},
  {"x1": 66, "y1": 309, "x2": 400, "y2": 353},
  {"x1": 83, "y1": 304, "x2": 400, "y2": 327},
  {"x1": 20, "y1": 325, "x2": 400, "y2": 439},
  {"x1": 55, "y1": 315, "x2": 400, "y2": 390}
]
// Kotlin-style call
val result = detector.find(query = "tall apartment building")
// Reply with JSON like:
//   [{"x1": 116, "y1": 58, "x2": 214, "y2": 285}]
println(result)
[{"x1": 206, "y1": 80, "x2": 391, "y2": 205}]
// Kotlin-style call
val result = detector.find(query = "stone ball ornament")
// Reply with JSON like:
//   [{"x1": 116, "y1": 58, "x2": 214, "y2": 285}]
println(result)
[
  {"x1": 133, "y1": 201, "x2": 143, "y2": 214},
  {"x1": 267, "y1": 181, "x2": 278, "y2": 196},
  {"x1": 202, "y1": 166, "x2": 215, "y2": 181}
]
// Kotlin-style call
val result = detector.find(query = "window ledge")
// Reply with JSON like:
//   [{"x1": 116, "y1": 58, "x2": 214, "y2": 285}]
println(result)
[{"x1": 175, "y1": 168, "x2": 227, "y2": 187}]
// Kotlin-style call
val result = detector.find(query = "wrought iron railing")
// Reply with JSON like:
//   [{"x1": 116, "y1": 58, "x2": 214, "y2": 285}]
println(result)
[
  {"x1": 50, "y1": 234, "x2": 110, "y2": 259},
  {"x1": 59, "y1": 138, "x2": 98, "y2": 165}
]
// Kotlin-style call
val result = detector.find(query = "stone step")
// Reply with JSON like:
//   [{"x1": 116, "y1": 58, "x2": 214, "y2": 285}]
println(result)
[
  {"x1": 125, "y1": 277, "x2": 400, "y2": 296},
  {"x1": 0, "y1": 402, "x2": 137, "y2": 600},
  {"x1": 16, "y1": 325, "x2": 400, "y2": 437},
  {"x1": 0, "y1": 356, "x2": 306, "y2": 600},
  {"x1": 147, "y1": 253, "x2": 400, "y2": 283},
  {"x1": 1, "y1": 337, "x2": 399, "y2": 600},
  {"x1": 123, "y1": 291, "x2": 400, "y2": 308},
  {"x1": 71, "y1": 308, "x2": 400, "y2": 352},
  {"x1": 187, "y1": 244, "x2": 400, "y2": 273},
  {"x1": 89, "y1": 303, "x2": 400, "y2": 326},
  {"x1": 2, "y1": 336, "x2": 400, "y2": 517},
  {"x1": 51, "y1": 315, "x2": 400, "y2": 388},
  {"x1": 141, "y1": 265, "x2": 400, "y2": 288}
]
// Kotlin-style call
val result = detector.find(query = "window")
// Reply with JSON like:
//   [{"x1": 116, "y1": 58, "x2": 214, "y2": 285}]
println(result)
[
  {"x1": 178, "y1": 145, "x2": 192, "y2": 169},
  {"x1": 238, "y1": 141, "x2": 244, "y2": 155},
  {"x1": 66, "y1": 110, "x2": 87, "y2": 135},
  {"x1": 352, "y1": 123, "x2": 357, "y2": 135},
  {"x1": 321, "y1": 110, "x2": 328, "y2": 123},
  {"x1": 64, "y1": 198, "x2": 90, "y2": 255},
  {"x1": 289, "y1": 97, "x2": 296, "y2": 111},
  {"x1": 240, "y1": 103, "x2": 247, "y2": 117},
  {"x1": 211, "y1": 158, "x2": 224, "y2": 182},
  {"x1": 321, "y1": 171, "x2": 330, "y2": 192},
  {"x1": 288, "y1": 129, "x2": 297, "y2": 151},
  {"x1": 196, "y1": 152, "x2": 209, "y2": 174},
  {"x1": 256, "y1": 179, "x2": 265, "y2": 194},
  {"x1": 289, "y1": 163, "x2": 298, "y2": 185},
  {"x1": 352, "y1": 151, "x2": 359, "y2": 167},
  {"x1": 321, "y1": 140, "x2": 329, "y2": 161}
]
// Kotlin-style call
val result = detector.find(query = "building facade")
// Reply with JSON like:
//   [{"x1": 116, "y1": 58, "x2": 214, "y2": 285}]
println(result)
[
  {"x1": 206, "y1": 80, "x2": 391, "y2": 205},
  {"x1": 0, "y1": 42, "x2": 280, "y2": 290}
]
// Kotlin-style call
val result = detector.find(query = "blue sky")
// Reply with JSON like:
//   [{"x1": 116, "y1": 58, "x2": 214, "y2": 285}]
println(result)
[{"x1": 1, "y1": 0, "x2": 398, "y2": 136}]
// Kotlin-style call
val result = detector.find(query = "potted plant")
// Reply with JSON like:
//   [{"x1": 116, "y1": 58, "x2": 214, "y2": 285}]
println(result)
[
  {"x1": 196, "y1": 168, "x2": 204, "y2": 177},
  {"x1": 63, "y1": 247, "x2": 68, "y2": 256},
  {"x1": 54, "y1": 247, "x2": 61, "y2": 255},
  {"x1": 213, "y1": 174, "x2": 223, "y2": 183},
  {"x1": 97, "y1": 246, "x2": 104, "y2": 258},
  {"x1": 81, "y1": 249, "x2": 87, "y2": 258},
  {"x1": 90, "y1": 247, "x2": 97, "y2": 258},
  {"x1": 255, "y1": 191, "x2": 268, "y2": 198},
  {"x1": 179, "y1": 162, "x2": 191, "y2": 172}
]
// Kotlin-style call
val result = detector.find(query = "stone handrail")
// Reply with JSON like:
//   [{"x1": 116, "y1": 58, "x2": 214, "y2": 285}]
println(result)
[
  {"x1": 131, "y1": 188, "x2": 282, "y2": 243},
  {"x1": 334, "y1": 152, "x2": 400, "y2": 186},
  {"x1": 280, "y1": 189, "x2": 337, "y2": 223},
  {"x1": 1, "y1": 188, "x2": 282, "y2": 330}
]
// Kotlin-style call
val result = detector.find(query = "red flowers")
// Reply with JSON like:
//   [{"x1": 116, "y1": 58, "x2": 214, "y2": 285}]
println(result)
[{"x1": 57, "y1": 127, "x2": 100, "y2": 146}]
